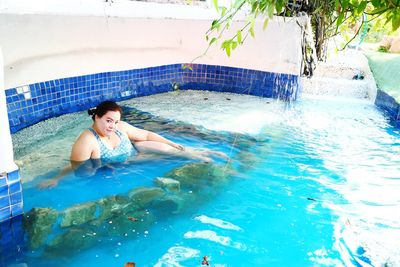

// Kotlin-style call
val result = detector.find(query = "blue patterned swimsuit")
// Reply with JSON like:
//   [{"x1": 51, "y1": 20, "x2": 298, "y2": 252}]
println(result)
[{"x1": 88, "y1": 128, "x2": 136, "y2": 162}]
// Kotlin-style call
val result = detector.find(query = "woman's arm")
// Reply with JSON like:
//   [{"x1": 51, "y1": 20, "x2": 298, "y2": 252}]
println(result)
[
  {"x1": 39, "y1": 131, "x2": 95, "y2": 188},
  {"x1": 119, "y1": 121, "x2": 184, "y2": 150},
  {"x1": 70, "y1": 131, "x2": 96, "y2": 161},
  {"x1": 38, "y1": 164, "x2": 74, "y2": 188}
]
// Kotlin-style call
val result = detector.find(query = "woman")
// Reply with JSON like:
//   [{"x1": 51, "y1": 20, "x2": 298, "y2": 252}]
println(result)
[
  {"x1": 39, "y1": 101, "x2": 228, "y2": 188},
  {"x1": 71, "y1": 100, "x2": 185, "y2": 162}
]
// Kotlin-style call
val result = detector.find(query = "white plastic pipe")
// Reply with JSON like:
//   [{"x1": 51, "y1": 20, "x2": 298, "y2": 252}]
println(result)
[{"x1": 0, "y1": 47, "x2": 18, "y2": 173}]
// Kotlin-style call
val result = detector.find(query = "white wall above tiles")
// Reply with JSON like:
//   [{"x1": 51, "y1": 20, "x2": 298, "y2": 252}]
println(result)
[
  {"x1": 0, "y1": 0, "x2": 305, "y2": 89},
  {"x1": 0, "y1": 47, "x2": 18, "y2": 173}
]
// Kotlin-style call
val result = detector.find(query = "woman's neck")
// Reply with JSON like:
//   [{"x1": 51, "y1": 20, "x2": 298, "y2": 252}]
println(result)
[{"x1": 92, "y1": 124, "x2": 110, "y2": 139}]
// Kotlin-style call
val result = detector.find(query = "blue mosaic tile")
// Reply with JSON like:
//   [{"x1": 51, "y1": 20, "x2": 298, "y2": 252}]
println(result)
[
  {"x1": 10, "y1": 203, "x2": 23, "y2": 217},
  {"x1": 0, "y1": 226, "x2": 12, "y2": 246},
  {"x1": 0, "y1": 207, "x2": 10, "y2": 222},
  {"x1": 8, "y1": 182, "x2": 21, "y2": 195},
  {"x1": 375, "y1": 89, "x2": 400, "y2": 126},
  {"x1": 6, "y1": 170, "x2": 20, "y2": 183},
  {"x1": 6, "y1": 64, "x2": 301, "y2": 133},
  {"x1": 9, "y1": 192, "x2": 22, "y2": 206},
  {"x1": 0, "y1": 185, "x2": 8, "y2": 198},
  {"x1": 0, "y1": 175, "x2": 6, "y2": 187},
  {"x1": 0, "y1": 196, "x2": 10, "y2": 209}
]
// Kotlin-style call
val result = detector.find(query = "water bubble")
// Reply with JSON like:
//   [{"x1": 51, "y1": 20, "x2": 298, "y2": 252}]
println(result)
[{"x1": 115, "y1": 254, "x2": 119, "y2": 258}]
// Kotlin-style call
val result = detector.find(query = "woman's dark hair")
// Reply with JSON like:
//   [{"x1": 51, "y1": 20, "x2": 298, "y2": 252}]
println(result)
[{"x1": 88, "y1": 101, "x2": 123, "y2": 121}]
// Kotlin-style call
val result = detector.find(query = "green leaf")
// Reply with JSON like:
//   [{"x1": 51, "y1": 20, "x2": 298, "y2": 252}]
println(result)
[
  {"x1": 371, "y1": 0, "x2": 380, "y2": 7},
  {"x1": 263, "y1": 18, "x2": 269, "y2": 29},
  {"x1": 221, "y1": 40, "x2": 229, "y2": 49},
  {"x1": 220, "y1": 6, "x2": 227, "y2": 17},
  {"x1": 259, "y1": 0, "x2": 267, "y2": 12},
  {"x1": 227, "y1": 19, "x2": 231, "y2": 29},
  {"x1": 268, "y1": 4, "x2": 274, "y2": 19},
  {"x1": 237, "y1": 30, "x2": 242, "y2": 43},
  {"x1": 335, "y1": 0, "x2": 340, "y2": 10},
  {"x1": 369, "y1": 6, "x2": 388, "y2": 15},
  {"x1": 249, "y1": 27, "x2": 255, "y2": 38},
  {"x1": 182, "y1": 64, "x2": 193, "y2": 71},
  {"x1": 211, "y1": 20, "x2": 218, "y2": 30},
  {"x1": 225, "y1": 44, "x2": 231, "y2": 57},
  {"x1": 210, "y1": 37, "x2": 218, "y2": 45},
  {"x1": 392, "y1": 13, "x2": 400, "y2": 31},
  {"x1": 213, "y1": 0, "x2": 219, "y2": 12},
  {"x1": 357, "y1": 1, "x2": 367, "y2": 14},
  {"x1": 232, "y1": 41, "x2": 238, "y2": 50},
  {"x1": 342, "y1": 0, "x2": 349, "y2": 10},
  {"x1": 275, "y1": 0, "x2": 283, "y2": 14},
  {"x1": 337, "y1": 12, "x2": 345, "y2": 29},
  {"x1": 251, "y1": 2, "x2": 258, "y2": 13},
  {"x1": 233, "y1": 0, "x2": 245, "y2": 9}
]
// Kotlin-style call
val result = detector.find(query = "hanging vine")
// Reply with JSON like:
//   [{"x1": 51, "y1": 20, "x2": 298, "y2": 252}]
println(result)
[{"x1": 204, "y1": 0, "x2": 400, "y2": 75}]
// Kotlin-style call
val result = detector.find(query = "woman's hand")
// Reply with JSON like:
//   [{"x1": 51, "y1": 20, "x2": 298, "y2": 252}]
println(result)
[
  {"x1": 170, "y1": 142, "x2": 184, "y2": 151},
  {"x1": 38, "y1": 179, "x2": 58, "y2": 189}
]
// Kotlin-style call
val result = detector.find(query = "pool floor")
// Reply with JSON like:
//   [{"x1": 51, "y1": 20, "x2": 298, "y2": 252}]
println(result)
[{"x1": 4, "y1": 91, "x2": 400, "y2": 267}]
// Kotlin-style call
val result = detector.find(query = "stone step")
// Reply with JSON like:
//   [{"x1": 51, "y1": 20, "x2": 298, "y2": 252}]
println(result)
[
  {"x1": 301, "y1": 77, "x2": 377, "y2": 99},
  {"x1": 314, "y1": 64, "x2": 362, "y2": 80}
]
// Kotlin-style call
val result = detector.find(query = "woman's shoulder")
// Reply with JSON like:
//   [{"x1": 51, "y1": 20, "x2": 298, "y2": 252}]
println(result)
[
  {"x1": 117, "y1": 121, "x2": 132, "y2": 132},
  {"x1": 76, "y1": 129, "x2": 97, "y2": 143},
  {"x1": 71, "y1": 129, "x2": 97, "y2": 161}
]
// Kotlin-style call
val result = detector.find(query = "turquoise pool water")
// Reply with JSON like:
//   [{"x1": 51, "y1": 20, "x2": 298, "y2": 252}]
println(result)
[{"x1": 4, "y1": 92, "x2": 400, "y2": 267}]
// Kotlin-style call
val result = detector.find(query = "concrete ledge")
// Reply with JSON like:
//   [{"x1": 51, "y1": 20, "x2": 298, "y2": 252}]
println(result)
[
  {"x1": 5, "y1": 64, "x2": 301, "y2": 133},
  {"x1": 0, "y1": 0, "x2": 216, "y2": 19}
]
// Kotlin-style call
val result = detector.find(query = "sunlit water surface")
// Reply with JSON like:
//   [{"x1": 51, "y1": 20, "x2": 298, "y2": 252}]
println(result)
[{"x1": 6, "y1": 91, "x2": 400, "y2": 267}]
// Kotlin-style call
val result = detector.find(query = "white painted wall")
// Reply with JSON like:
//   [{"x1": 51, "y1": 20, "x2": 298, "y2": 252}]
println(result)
[
  {"x1": 0, "y1": 0, "x2": 304, "y2": 89},
  {"x1": 0, "y1": 48, "x2": 18, "y2": 173}
]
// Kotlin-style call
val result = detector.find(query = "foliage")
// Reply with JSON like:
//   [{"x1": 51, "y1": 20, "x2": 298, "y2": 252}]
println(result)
[
  {"x1": 364, "y1": 16, "x2": 399, "y2": 43},
  {"x1": 206, "y1": 0, "x2": 400, "y2": 61}
]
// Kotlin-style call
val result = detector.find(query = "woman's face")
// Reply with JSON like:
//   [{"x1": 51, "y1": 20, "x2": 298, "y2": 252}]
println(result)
[{"x1": 95, "y1": 110, "x2": 121, "y2": 137}]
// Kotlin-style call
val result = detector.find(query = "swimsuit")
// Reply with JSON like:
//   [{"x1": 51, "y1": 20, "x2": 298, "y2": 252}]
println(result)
[{"x1": 88, "y1": 128, "x2": 136, "y2": 162}]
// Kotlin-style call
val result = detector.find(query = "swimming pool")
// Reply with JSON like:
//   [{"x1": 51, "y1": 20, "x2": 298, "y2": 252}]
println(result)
[{"x1": 4, "y1": 91, "x2": 400, "y2": 266}]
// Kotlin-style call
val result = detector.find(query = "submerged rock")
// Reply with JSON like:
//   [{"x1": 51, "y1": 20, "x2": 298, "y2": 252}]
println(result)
[
  {"x1": 96, "y1": 195, "x2": 130, "y2": 220},
  {"x1": 155, "y1": 177, "x2": 180, "y2": 192},
  {"x1": 128, "y1": 187, "x2": 165, "y2": 208},
  {"x1": 104, "y1": 210, "x2": 156, "y2": 237},
  {"x1": 165, "y1": 163, "x2": 230, "y2": 192},
  {"x1": 152, "y1": 194, "x2": 184, "y2": 214},
  {"x1": 24, "y1": 208, "x2": 58, "y2": 249},
  {"x1": 45, "y1": 228, "x2": 98, "y2": 257},
  {"x1": 61, "y1": 201, "x2": 98, "y2": 228}
]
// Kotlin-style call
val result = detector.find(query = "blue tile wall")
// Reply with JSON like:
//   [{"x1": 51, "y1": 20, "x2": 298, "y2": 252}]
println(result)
[
  {"x1": 5, "y1": 64, "x2": 301, "y2": 133},
  {"x1": 375, "y1": 89, "x2": 400, "y2": 127},
  {"x1": 0, "y1": 215, "x2": 25, "y2": 266},
  {"x1": 0, "y1": 170, "x2": 23, "y2": 223}
]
